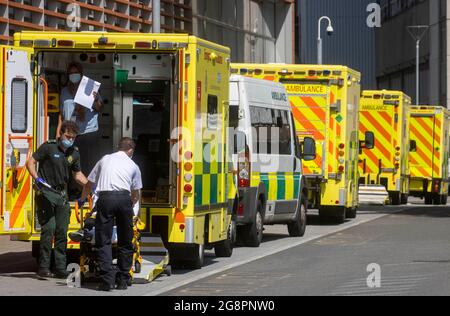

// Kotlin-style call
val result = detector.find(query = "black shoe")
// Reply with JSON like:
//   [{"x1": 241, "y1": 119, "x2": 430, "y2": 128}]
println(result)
[
  {"x1": 53, "y1": 271, "x2": 69, "y2": 279},
  {"x1": 115, "y1": 281, "x2": 128, "y2": 290},
  {"x1": 97, "y1": 283, "x2": 113, "y2": 292},
  {"x1": 68, "y1": 230, "x2": 85, "y2": 242},
  {"x1": 37, "y1": 270, "x2": 54, "y2": 279}
]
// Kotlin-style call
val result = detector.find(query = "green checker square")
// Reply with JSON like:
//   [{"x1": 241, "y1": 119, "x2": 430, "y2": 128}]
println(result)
[{"x1": 210, "y1": 174, "x2": 218, "y2": 205}]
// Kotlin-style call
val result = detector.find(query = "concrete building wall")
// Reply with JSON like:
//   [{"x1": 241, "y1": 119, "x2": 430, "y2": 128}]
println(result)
[
  {"x1": 191, "y1": 0, "x2": 295, "y2": 63},
  {"x1": 299, "y1": 0, "x2": 376, "y2": 89}
]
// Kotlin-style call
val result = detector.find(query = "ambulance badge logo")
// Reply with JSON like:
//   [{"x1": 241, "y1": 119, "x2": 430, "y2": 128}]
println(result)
[{"x1": 336, "y1": 114, "x2": 344, "y2": 123}]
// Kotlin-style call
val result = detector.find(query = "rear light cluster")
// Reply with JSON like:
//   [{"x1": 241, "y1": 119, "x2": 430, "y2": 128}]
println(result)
[
  {"x1": 394, "y1": 146, "x2": 401, "y2": 169},
  {"x1": 238, "y1": 146, "x2": 251, "y2": 188},
  {"x1": 433, "y1": 180, "x2": 441, "y2": 193},
  {"x1": 184, "y1": 151, "x2": 193, "y2": 194},
  {"x1": 338, "y1": 143, "x2": 345, "y2": 173}
]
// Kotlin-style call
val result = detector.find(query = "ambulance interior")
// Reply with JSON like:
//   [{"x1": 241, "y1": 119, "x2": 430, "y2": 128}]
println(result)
[{"x1": 39, "y1": 51, "x2": 176, "y2": 204}]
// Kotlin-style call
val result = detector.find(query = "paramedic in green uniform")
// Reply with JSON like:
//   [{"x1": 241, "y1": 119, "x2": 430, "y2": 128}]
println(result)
[{"x1": 26, "y1": 121, "x2": 88, "y2": 279}]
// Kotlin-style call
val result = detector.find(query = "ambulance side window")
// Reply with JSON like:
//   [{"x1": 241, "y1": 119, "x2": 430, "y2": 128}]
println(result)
[
  {"x1": 11, "y1": 78, "x2": 28, "y2": 133},
  {"x1": 207, "y1": 95, "x2": 218, "y2": 130},
  {"x1": 277, "y1": 110, "x2": 292, "y2": 155}
]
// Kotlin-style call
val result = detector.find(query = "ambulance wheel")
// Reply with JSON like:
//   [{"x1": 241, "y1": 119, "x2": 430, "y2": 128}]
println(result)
[
  {"x1": 345, "y1": 207, "x2": 357, "y2": 219},
  {"x1": 389, "y1": 192, "x2": 401, "y2": 206},
  {"x1": 288, "y1": 201, "x2": 307, "y2": 237},
  {"x1": 319, "y1": 208, "x2": 345, "y2": 224},
  {"x1": 433, "y1": 194, "x2": 442, "y2": 205},
  {"x1": 186, "y1": 244, "x2": 205, "y2": 270},
  {"x1": 425, "y1": 194, "x2": 433, "y2": 205},
  {"x1": 401, "y1": 194, "x2": 409, "y2": 205},
  {"x1": 215, "y1": 218, "x2": 236, "y2": 257},
  {"x1": 243, "y1": 202, "x2": 264, "y2": 247},
  {"x1": 441, "y1": 195, "x2": 448, "y2": 205}
]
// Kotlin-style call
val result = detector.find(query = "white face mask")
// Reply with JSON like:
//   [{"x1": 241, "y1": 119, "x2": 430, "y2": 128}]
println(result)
[{"x1": 69, "y1": 73, "x2": 81, "y2": 84}]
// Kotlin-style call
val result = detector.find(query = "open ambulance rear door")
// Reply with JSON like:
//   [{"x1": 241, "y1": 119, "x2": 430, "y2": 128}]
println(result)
[{"x1": 0, "y1": 46, "x2": 35, "y2": 236}]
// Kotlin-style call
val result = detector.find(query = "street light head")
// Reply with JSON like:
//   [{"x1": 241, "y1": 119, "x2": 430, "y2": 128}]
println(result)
[{"x1": 326, "y1": 25, "x2": 334, "y2": 36}]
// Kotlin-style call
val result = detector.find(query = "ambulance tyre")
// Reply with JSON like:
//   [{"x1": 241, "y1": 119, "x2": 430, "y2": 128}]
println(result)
[
  {"x1": 425, "y1": 194, "x2": 433, "y2": 205},
  {"x1": 186, "y1": 243, "x2": 205, "y2": 270},
  {"x1": 288, "y1": 200, "x2": 307, "y2": 237},
  {"x1": 215, "y1": 218, "x2": 236, "y2": 258},
  {"x1": 319, "y1": 207, "x2": 345, "y2": 224},
  {"x1": 389, "y1": 192, "x2": 401, "y2": 206},
  {"x1": 441, "y1": 195, "x2": 448, "y2": 205},
  {"x1": 244, "y1": 201, "x2": 264, "y2": 247},
  {"x1": 345, "y1": 207, "x2": 357, "y2": 219},
  {"x1": 433, "y1": 194, "x2": 442, "y2": 205},
  {"x1": 401, "y1": 194, "x2": 409, "y2": 205}
]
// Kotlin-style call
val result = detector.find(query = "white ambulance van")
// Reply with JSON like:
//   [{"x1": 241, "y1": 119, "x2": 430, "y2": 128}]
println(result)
[{"x1": 229, "y1": 75, "x2": 316, "y2": 247}]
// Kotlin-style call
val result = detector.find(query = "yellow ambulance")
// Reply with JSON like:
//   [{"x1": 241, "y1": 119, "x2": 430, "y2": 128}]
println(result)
[
  {"x1": 359, "y1": 91, "x2": 411, "y2": 205},
  {"x1": 231, "y1": 64, "x2": 361, "y2": 223},
  {"x1": 409, "y1": 106, "x2": 450, "y2": 205},
  {"x1": 0, "y1": 31, "x2": 237, "y2": 269}
]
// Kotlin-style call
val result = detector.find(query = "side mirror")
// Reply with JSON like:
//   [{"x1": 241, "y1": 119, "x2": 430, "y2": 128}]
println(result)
[
  {"x1": 410, "y1": 140, "x2": 417, "y2": 152},
  {"x1": 234, "y1": 131, "x2": 247, "y2": 154},
  {"x1": 302, "y1": 137, "x2": 316, "y2": 161},
  {"x1": 364, "y1": 131, "x2": 375, "y2": 150}
]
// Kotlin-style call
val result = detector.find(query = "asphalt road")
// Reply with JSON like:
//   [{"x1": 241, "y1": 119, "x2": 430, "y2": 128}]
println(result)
[{"x1": 0, "y1": 199, "x2": 448, "y2": 296}]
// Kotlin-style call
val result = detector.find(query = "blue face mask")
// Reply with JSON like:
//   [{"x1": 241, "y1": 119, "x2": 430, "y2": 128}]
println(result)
[
  {"x1": 60, "y1": 138, "x2": 74, "y2": 149},
  {"x1": 69, "y1": 73, "x2": 82, "y2": 84}
]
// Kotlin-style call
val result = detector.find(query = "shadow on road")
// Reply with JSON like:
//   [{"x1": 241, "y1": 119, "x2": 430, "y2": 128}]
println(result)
[
  {"x1": 0, "y1": 251, "x2": 36, "y2": 274},
  {"x1": 392, "y1": 207, "x2": 450, "y2": 218}
]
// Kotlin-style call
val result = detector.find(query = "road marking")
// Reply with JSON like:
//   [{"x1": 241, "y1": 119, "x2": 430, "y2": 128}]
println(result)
[{"x1": 144, "y1": 209, "x2": 408, "y2": 296}]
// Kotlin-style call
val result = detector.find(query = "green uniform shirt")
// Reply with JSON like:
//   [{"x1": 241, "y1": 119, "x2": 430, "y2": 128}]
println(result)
[{"x1": 32, "y1": 140, "x2": 81, "y2": 189}]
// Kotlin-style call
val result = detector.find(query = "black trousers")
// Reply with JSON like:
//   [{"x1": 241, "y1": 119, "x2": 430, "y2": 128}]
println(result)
[{"x1": 95, "y1": 191, "x2": 134, "y2": 286}]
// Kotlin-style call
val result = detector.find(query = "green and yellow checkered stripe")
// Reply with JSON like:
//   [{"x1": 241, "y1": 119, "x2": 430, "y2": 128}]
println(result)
[
  {"x1": 251, "y1": 172, "x2": 301, "y2": 201},
  {"x1": 194, "y1": 143, "x2": 225, "y2": 207}
]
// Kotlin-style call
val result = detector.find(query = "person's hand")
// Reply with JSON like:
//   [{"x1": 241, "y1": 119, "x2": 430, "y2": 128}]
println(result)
[
  {"x1": 93, "y1": 91, "x2": 99, "y2": 101},
  {"x1": 35, "y1": 178, "x2": 50, "y2": 190},
  {"x1": 77, "y1": 198, "x2": 86, "y2": 209}
]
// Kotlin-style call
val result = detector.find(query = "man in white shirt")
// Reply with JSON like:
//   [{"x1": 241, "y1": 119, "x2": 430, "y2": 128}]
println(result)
[{"x1": 80, "y1": 137, "x2": 142, "y2": 291}]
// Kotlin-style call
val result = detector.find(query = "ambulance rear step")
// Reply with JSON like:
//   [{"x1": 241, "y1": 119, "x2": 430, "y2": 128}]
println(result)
[{"x1": 358, "y1": 185, "x2": 389, "y2": 205}]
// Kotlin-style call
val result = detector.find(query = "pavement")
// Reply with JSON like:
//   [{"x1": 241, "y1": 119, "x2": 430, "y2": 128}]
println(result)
[{"x1": 0, "y1": 199, "x2": 448, "y2": 296}]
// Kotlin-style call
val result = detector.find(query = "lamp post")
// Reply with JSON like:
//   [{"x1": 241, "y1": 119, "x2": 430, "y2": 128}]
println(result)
[
  {"x1": 407, "y1": 25, "x2": 429, "y2": 105},
  {"x1": 317, "y1": 16, "x2": 334, "y2": 65}
]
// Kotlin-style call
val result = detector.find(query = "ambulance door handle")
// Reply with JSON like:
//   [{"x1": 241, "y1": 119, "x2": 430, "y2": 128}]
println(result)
[{"x1": 126, "y1": 116, "x2": 130, "y2": 130}]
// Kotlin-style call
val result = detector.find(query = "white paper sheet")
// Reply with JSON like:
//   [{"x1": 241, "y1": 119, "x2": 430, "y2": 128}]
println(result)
[{"x1": 74, "y1": 76, "x2": 101, "y2": 110}]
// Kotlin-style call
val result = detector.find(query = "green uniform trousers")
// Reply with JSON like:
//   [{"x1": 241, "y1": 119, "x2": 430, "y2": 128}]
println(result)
[{"x1": 36, "y1": 189, "x2": 70, "y2": 273}]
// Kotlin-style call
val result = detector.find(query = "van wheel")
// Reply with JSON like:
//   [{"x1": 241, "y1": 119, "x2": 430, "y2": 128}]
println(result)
[
  {"x1": 288, "y1": 201, "x2": 307, "y2": 237},
  {"x1": 244, "y1": 201, "x2": 264, "y2": 247},
  {"x1": 215, "y1": 218, "x2": 236, "y2": 258},
  {"x1": 186, "y1": 244, "x2": 205, "y2": 270}
]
